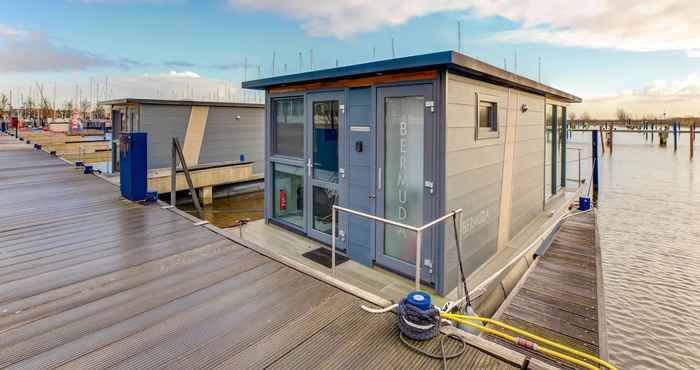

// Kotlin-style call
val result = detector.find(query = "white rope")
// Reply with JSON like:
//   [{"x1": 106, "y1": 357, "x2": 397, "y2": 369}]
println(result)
[{"x1": 361, "y1": 303, "x2": 398, "y2": 314}]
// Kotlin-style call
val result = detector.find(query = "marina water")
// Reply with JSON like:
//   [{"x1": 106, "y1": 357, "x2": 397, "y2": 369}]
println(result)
[{"x1": 579, "y1": 131, "x2": 700, "y2": 369}]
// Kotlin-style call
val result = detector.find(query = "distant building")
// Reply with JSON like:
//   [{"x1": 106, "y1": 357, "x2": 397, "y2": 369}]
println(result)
[{"x1": 100, "y1": 99, "x2": 265, "y2": 174}]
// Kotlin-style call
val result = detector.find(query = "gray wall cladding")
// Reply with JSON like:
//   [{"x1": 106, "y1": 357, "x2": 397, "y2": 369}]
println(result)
[
  {"x1": 199, "y1": 106, "x2": 265, "y2": 173},
  {"x1": 443, "y1": 73, "x2": 507, "y2": 294},
  {"x1": 140, "y1": 104, "x2": 191, "y2": 169},
  {"x1": 345, "y1": 87, "x2": 374, "y2": 267},
  {"x1": 442, "y1": 72, "x2": 546, "y2": 295}
]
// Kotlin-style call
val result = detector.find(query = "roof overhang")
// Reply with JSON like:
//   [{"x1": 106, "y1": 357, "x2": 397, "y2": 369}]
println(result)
[
  {"x1": 242, "y1": 51, "x2": 581, "y2": 104},
  {"x1": 98, "y1": 98, "x2": 264, "y2": 109}
]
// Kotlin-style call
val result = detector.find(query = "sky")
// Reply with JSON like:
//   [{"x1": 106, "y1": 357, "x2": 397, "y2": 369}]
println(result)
[{"x1": 1, "y1": 0, "x2": 699, "y2": 119}]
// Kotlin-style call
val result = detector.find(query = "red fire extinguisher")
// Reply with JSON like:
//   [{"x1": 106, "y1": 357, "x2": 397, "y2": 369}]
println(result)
[{"x1": 279, "y1": 189, "x2": 287, "y2": 210}]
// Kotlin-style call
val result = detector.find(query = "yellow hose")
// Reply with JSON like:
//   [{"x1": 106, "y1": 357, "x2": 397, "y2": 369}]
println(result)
[{"x1": 441, "y1": 312, "x2": 618, "y2": 370}]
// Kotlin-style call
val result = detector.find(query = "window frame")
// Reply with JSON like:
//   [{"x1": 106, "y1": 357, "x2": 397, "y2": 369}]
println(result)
[
  {"x1": 474, "y1": 93, "x2": 499, "y2": 140},
  {"x1": 267, "y1": 92, "x2": 307, "y2": 231},
  {"x1": 270, "y1": 95, "x2": 305, "y2": 159},
  {"x1": 271, "y1": 161, "x2": 306, "y2": 231}
]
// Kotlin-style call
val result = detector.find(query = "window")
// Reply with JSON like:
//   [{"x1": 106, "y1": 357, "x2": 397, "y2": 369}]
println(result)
[
  {"x1": 558, "y1": 106, "x2": 566, "y2": 188},
  {"x1": 272, "y1": 163, "x2": 304, "y2": 228},
  {"x1": 476, "y1": 100, "x2": 498, "y2": 139},
  {"x1": 545, "y1": 104, "x2": 554, "y2": 198},
  {"x1": 312, "y1": 100, "x2": 340, "y2": 182},
  {"x1": 312, "y1": 186, "x2": 338, "y2": 234},
  {"x1": 272, "y1": 96, "x2": 304, "y2": 157}
]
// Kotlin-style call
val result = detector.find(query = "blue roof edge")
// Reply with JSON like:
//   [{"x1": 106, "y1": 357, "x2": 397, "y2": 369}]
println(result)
[
  {"x1": 241, "y1": 51, "x2": 454, "y2": 90},
  {"x1": 242, "y1": 50, "x2": 581, "y2": 103}
]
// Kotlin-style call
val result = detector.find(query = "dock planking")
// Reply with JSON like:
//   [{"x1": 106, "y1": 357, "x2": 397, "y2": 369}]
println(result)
[
  {"x1": 484, "y1": 211, "x2": 608, "y2": 369},
  {"x1": 0, "y1": 133, "x2": 524, "y2": 369}
]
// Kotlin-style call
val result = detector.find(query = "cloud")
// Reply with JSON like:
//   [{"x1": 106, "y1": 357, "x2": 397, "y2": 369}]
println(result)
[
  {"x1": 484, "y1": 0, "x2": 700, "y2": 54},
  {"x1": 0, "y1": 33, "x2": 112, "y2": 72},
  {"x1": 106, "y1": 71, "x2": 242, "y2": 101},
  {"x1": 572, "y1": 74, "x2": 700, "y2": 118},
  {"x1": 227, "y1": 0, "x2": 700, "y2": 55},
  {"x1": 162, "y1": 60, "x2": 246, "y2": 70},
  {"x1": 209, "y1": 62, "x2": 246, "y2": 70},
  {"x1": 0, "y1": 24, "x2": 23, "y2": 39},
  {"x1": 0, "y1": 23, "x2": 141, "y2": 73},
  {"x1": 164, "y1": 60, "x2": 198, "y2": 68},
  {"x1": 159, "y1": 70, "x2": 201, "y2": 78},
  {"x1": 227, "y1": 0, "x2": 466, "y2": 38}
]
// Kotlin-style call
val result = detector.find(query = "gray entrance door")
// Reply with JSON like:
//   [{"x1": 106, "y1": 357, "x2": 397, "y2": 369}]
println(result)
[
  {"x1": 305, "y1": 91, "x2": 346, "y2": 246},
  {"x1": 375, "y1": 84, "x2": 436, "y2": 283}
]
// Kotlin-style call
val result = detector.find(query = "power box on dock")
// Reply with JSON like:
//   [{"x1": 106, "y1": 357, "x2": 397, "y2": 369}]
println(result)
[{"x1": 119, "y1": 132, "x2": 153, "y2": 201}]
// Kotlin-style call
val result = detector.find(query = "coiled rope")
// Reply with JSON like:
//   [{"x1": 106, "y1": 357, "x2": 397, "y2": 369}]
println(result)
[{"x1": 395, "y1": 298, "x2": 466, "y2": 370}]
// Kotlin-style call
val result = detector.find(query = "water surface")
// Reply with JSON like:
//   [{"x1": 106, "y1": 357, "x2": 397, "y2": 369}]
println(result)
[{"x1": 593, "y1": 132, "x2": 700, "y2": 369}]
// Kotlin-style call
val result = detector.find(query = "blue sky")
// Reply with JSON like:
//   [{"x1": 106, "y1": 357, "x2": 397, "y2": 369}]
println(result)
[{"x1": 1, "y1": 0, "x2": 699, "y2": 118}]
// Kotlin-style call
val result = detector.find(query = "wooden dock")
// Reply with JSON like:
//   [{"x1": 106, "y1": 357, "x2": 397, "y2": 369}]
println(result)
[
  {"x1": 484, "y1": 211, "x2": 608, "y2": 369},
  {"x1": 0, "y1": 133, "x2": 547, "y2": 369}
]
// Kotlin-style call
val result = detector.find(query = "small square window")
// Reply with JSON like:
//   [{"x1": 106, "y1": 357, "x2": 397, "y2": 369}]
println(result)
[{"x1": 476, "y1": 100, "x2": 498, "y2": 139}]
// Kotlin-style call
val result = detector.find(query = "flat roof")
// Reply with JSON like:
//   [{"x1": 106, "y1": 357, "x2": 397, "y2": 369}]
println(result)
[
  {"x1": 99, "y1": 98, "x2": 264, "y2": 109},
  {"x1": 242, "y1": 51, "x2": 581, "y2": 103}
]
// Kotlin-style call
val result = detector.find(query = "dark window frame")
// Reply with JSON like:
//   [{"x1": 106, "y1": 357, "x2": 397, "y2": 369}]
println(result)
[
  {"x1": 475, "y1": 93, "x2": 499, "y2": 140},
  {"x1": 270, "y1": 96, "x2": 305, "y2": 158}
]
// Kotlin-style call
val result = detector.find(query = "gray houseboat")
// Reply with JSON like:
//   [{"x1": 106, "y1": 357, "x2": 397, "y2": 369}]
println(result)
[
  {"x1": 243, "y1": 51, "x2": 580, "y2": 295},
  {"x1": 101, "y1": 98, "x2": 265, "y2": 174}
]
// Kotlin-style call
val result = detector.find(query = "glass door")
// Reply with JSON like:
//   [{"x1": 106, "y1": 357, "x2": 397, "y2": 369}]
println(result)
[
  {"x1": 305, "y1": 92, "x2": 345, "y2": 246},
  {"x1": 375, "y1": 84, "x2": 435, "y2": 283}
]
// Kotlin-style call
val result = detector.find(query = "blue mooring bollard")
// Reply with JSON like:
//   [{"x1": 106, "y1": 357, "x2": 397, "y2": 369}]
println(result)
[{"x1": 578, "y1": 196, "x2": 591, "y2": 211}]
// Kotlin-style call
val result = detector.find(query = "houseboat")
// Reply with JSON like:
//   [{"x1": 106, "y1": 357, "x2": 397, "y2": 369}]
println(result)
[
  {"x1": 242, "y1": 51, "x2": 581, "y2": 296},
  {"x1": 100, "y1": 98, "x2": 265, "y2": 201},
  {"x1": 101, "y1": 98, "x2": 265, "y2": 173}
]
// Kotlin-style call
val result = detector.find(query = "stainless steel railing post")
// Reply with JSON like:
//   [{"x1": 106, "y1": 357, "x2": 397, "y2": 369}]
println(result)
[
  {"x1": 332, "y1": 205, "x2": 463, "y2": 292},
  {"x1": 331, "y1": 206, "x2": 337, "y2": 275},
  {"x1": 414, "y1": 229, "x2": 423, "y2": 291},
  {"x1": 578, "y1": 150, "x2": 581, "y2": 185}
]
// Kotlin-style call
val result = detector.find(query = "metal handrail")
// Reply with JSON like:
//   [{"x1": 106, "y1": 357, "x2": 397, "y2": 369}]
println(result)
[{"x1": 331, "y1": 205, "x2": 463, "y2": 291}]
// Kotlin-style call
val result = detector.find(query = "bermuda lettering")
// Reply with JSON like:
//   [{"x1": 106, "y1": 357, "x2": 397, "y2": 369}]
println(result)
[{"x1": 397, "y1": 121, "x2": 408, "y2": 224}]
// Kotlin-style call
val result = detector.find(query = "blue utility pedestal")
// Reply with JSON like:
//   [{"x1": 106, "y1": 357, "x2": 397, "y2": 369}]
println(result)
[{"x1": 119, "y1": 132, "x2": 151, "y2": 201}]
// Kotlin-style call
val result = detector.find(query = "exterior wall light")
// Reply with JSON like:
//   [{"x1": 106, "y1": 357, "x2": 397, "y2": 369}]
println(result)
[{"x1": 521, "y1": 104, "x2": 529, "y2": 113}]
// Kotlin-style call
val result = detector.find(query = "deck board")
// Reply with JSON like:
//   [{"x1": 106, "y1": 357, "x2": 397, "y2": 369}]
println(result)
[
  {"x1": 485, "y1": 212, "x2": 606, "y2": 369},
  {"x1": 0, "y1": 133, "x2": 521, "y2": 369}
]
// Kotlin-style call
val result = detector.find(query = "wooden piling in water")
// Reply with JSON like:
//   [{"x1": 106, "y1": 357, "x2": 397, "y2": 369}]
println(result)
[
  {"x1": 592, "y1": 130, "x2": 599, "y2": 204},
  {"x1": 691, "y1": 123, "x2": 696, "y2": 160},
  {"x1": 673, "y1": 122, "x2": 678, "y2": 151}
]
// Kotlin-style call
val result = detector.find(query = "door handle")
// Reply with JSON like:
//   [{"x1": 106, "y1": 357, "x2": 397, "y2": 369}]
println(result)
[
  {"x1": 378, "y1": 167, "x2": 382, "y2": 190},
  {"x1": 424, "y1": 180, "x2": 434, "y2": 194},
  {"x1": 307, "y1": 158, "x2": 312, "y2": 177}
]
